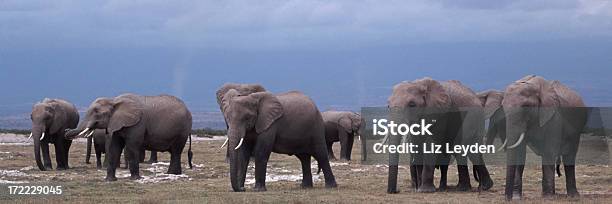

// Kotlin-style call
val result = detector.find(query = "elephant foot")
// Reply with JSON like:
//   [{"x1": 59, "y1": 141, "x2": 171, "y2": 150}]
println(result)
[
  {"x1": 417, "y1": 185, "x2": 436, "y2": 193},
  {"x1": 44, "y1": 165, "x2": 53, "y2": 170},
  {"x1": 105, "y1": 176, "x2": 118, "y2": 182},
  {"x1": 438, "y1": 184, "x2": 448, "y2": 192},
  {"x1": 456, "y1": 183, "x2": 472, "y2": 192},
  {"x1": 478, "y1": 177, "x2": 494, "y2": 191},
  {"x1": 96, "y1": 166, "x2": 102, "y2": 170},
  {"x1": 512, "y1": 191, "x2": 522, "y2": 200},
  {"x1": 568, "y1": 191, "x2": 580, "y2": 198},
  {"x1": 542, "y1": 191, "x2": 556, "y2": 198},
  {"x1": 144, "y1": 160, "x2": 158, "y2": 164},
  {"x1": 129, "y1": 175, "x2": 142, "y2": 180},
  {"x1": 339, "y1": 157, "x2": 350, "y2": 161},
  {"x1": 167, "y1": 168, "x2": 182, "y2": 175},
  {"x1": 325, "y1": 182, "x2": 338, "y2": 188},
  {"x1": 56, "y1": 166, "x2": 68, "y2": 171},
  {"x1": 253, "y1": 184, "x2": 267, "y2": 192},
  {"x1": 301, "y1": 182, "x2": 313, "y2": 188},
  {"x1": 86, "y1": 161, "x2": 91, "y2": 164},
  {"x1": 387, "y1": 189, "x2": 400, "y2": 194},
  {"x1": 232, "y1": 187, "x2": 246, "y2": 192}
]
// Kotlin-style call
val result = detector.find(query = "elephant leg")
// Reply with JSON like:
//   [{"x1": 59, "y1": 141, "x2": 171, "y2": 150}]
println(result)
[
  {"x1": 54, "y1": 139, "x2": 68, "y2": 170},
  {"x1": 513, "y1": 165, "x2": 525, "y2": 199},
  {"x1": 63, "y1": 139, "x2": 72, "y2": 169},
  {"x1": 418, "y1": 164, "x2": 436, "y2": 193},
  {"x1": 313, "y1": 147, "x2": 337, "y2": 188},
  {"x1": 542, "y1": 164, "x2": 556, "y2": 196},
  {"x1": 148, "y1": 151, "x2": 158, "y2": 163},
  {"x1": 439, "y1": 165, "x2": 448, "y2": 191},
  {"x1": 106, "y1": 135, "x2": 125, "y2": 182},
  {"x1": 96, "y1": 150, "x2": 103, "y2": 169},
  {"x1": 410, "y1": 164, "x2": 421, "y2": 190},
  {"x1": 468, "y1": 153, "x2": 493, "y2": 191},
  {"x1": 86, "y1": 137, "x2": 92, "y2": 164},
  {"x1": 504, "y1": 165, "x2": 517, "y2": 201},
  {"x1": 338, "y1": 130, "x2": 350, "y2": 160},
  {"x1": 124, "y1": 143, "x2": 142, "y2": 180},
  {"x1": 563, "y1": 155, "x2": 579, "y2": 197},
  {"x1": 296, "y1": 154, "x2": 313, "y2": 188},
  {"x1": 455, "y1": 156, "x2": 472, "y2": 191},
  {"x1": 326, "y1": 142, "x2": 336, "y2": 161},
  {"x1": 41, "y1": 142, "x2": 53, "y2": 170},
  {"x1": 139, "y1": 147, "x2": 145, "y2": 163},
  {"x1": 253, "y1": 144, "x2": 273, "y2": 191},
  {"x1": 345, "y1": 135, "x2": 355, "y2": 161}
]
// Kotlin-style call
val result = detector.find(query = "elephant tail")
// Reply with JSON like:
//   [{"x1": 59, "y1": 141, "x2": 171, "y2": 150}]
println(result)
[
  {"x1": 473, "y1": 166, "x2": 480, "y2": 182},
  {"x1": 188, "y1": 134, "x2": 193, "y2": 169},
  {"x1": 556, "y1": 157, "x2": 562, "y2": 177}
]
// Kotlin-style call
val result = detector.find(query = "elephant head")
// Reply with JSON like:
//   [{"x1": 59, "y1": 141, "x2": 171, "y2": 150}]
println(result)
[
  {"x1": 477, "y1": 90, "x2": 505, "y2": 145},
  {"x1": 216, "y1": 83, "x2": 266, "y2": 115},
  {"x1": 31, "y1": 99, "x2": 67, "y2": 170},
  {"x1": 501, "y1": 75, "x2": 559, "y2": 150},
  {"x1": 221, "y1": 90, "x2": 283, "y2": 191},
  {"x1": 388, "y1": 77, "x2": 451, "y2": 118},
  {"x1": 66, "y1": 95, "x2": 143, "y2": 139}
]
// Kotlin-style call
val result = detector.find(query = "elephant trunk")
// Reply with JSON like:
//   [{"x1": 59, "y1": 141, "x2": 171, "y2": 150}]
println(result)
[
  {"x1": 228, "y1": 126, "x2": 247, "y2": 192},
  {"x1": 31, "y1": 126, "x2": 46, "y2": 171},
  {"x1": 86, "y1": 136, "x2": 92, "y2": 164},
  {"x1": 66, "y1": 120, "x2": 95, "y2": 140}
]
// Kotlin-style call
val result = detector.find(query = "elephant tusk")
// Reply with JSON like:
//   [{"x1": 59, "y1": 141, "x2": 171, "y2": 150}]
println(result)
[
  {"x1": 220, "y1": 138, "x2": 229, "y2": 149},
  {"x1": 507, "y1": 132, "x2": 525, "y2": 149},
  {"x1": 40, "y1": 132, "x2": 45, "y2": 141},
  {"x1": 78, "y1": 128, "x2": 91, "y2": 136},
  {"x1": 28, "y1": 133, "x2": 32, "y2": 140},
  {"x1": 496, "y1": 138, "x2": 508, "y2": 152},
  {"x1": 85, "y1": 130, "x2": 95, "y2": 138},
  {"x1": 234, "y1": 138, "x2": 244, "y2": 150}
]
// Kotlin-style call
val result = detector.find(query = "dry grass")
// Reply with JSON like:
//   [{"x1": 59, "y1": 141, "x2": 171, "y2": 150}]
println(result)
[{"x1": 0, "y1": 137, "x2": 610, "y2": 203}]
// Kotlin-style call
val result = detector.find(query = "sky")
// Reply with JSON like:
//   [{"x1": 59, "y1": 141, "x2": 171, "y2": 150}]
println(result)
[{"x1": 1, "y1": 0, "x2": 612, "y2": 112}]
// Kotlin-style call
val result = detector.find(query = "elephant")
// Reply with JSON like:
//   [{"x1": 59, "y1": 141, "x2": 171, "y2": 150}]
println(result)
[
  {"x1": 66, "y1": 93, "x2": 193, "y2": 181},
  {"x1": 500, "y1": 75, "x2": 587, "y2": 200},
  {"x1": 85, "y1": 129, "x2": 159, "y2": 169},
  {"x1": 386, "y1": 78, "x2": 493, "y2": 193},
  {"x1": 477, "y1": 90, "x2": 506, "y2": 148},
  {"x1": 30, "y1": 98, "x2": 79, "y2": 171},
  {"x1": 321, "y1": 111, "x2": 362, "y2": 161},
  {"x1": 221, "y1": 89, "x2": 337, "y2": 192},
  {"x1": 216, "y1": 83, "x2": 267, "y2": 161}
]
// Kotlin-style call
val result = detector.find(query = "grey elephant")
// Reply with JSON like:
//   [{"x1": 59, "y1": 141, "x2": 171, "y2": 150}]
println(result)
[
  {"x1": 30, "y1": 98, "x2": 79, "y2": 171},
  {"x1": 387, "y1": 78, "x2": 493, "y2": 193},
  {"x1": 85, "y1": 129, "x2": 158, "y2": 169},
  {"x1": 66, "y1": 93, "x2": 193, "y2": 181},
  {"x1": 216, "y1": 83, "x2": 267, "y2": 160},
  {"x1": 477, "y1": 90, "x2": 506, "y2": 148},
  {"x1": 221, "y1": 90, "x2": 337, "y2": 192},
  {"x1": 321, "y1": 111, "x2": 362, "y2": 161},
  {"x1": 500, "y1": 75, "x2": 587, "y2": 200}
]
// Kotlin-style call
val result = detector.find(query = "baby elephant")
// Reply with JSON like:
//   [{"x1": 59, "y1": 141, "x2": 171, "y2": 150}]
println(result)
[
  {"x1": 85, "y1": 129, "x2": 158, "y2": 169},
  {"x1": 322, "y1": 111, "x2": 362, "y2": 161},
  {"x1": 30, "y1": 98, "x2": 79, "y2": 171}
]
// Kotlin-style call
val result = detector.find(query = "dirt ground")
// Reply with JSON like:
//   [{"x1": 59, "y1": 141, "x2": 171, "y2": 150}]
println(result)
[{"x1": 0, "y1": 134, "x2": 610, "y2": 203}]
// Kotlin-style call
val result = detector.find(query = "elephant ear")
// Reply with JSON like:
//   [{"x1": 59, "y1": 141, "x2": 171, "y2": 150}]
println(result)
[
  {"x1": 538, "y1": 81, "x2": 560, "y2": 127},
  {"x1": 418, "y1": 78, "x2": 450, "y2": 108},
  {"x1": 480, "y1": 90, "x2": 503, "y2": 119},
  {"x1": 349, "y1": 112, "x2": 362, "y2": 133},
  {"x1": 221, "y1": 89, "x2": 240, "y2": 118},
  {"x1": 338, "y1": 116, "x2": 353, "y2": 133},
  {"x1": 108, "y1": 97, "x2": 143, "y2": 134},
  {"x1": 46, "y1": 100, "x2": 66, "y2": 134},
  {"x1": 251, "y1": 92, "x2": 283, "y2": 134}
]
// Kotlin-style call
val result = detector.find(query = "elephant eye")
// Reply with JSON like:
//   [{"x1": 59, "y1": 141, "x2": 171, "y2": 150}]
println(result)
[{"x1": 408, "y1": 101, "x2": 417, "y2": 107}]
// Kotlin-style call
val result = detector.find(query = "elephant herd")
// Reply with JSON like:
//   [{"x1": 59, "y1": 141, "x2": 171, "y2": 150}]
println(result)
[{"x1": 28, "y1": 75, "x2": 587, "y2": 201}]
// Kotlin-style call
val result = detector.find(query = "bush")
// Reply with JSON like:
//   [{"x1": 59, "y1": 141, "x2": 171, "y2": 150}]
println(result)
[
  {"x1": 191, "y1": 128, "x2": 227, "y2": 138},
  {"x1": 0, "y1": 129, "x2": 30, "y2": 135}
]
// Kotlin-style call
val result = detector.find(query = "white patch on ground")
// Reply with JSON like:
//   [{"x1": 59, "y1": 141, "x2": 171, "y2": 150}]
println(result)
[
  {"x1": 136, "y1": 173, "x2": 190, "y2": 184},
  {"x1": 0, "y1": 179, "x2": 28, "y2": 184},
  {"x1": 0, "y1": 142, "x2": 31, "y2": 146},
  {"x1": 351, "y1": 168, "x2": 366, "y2": 172},
  {"x1": 0, "y1": 151, "x2": 10, "y2": 154},
  {"x1": 193, "y1": 163, "x2": 205, "y2": 168},
  {"x1": 191, "y1": 135, "x2": 226, "y2": 141},
  {"x1": 19, "y1": 166, "x2": 34, "y2": 171},
  {"x1": 0, "y1": 170, "x2": 28, "y2": 177},
  {"x1": 330, "y1": 162, "x2": 349, "y2": 167},
  {"x1": 244, "y1": 166, "x2": 321, "y2": 185}
]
